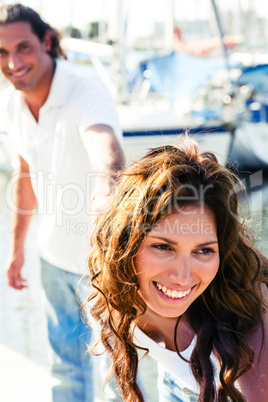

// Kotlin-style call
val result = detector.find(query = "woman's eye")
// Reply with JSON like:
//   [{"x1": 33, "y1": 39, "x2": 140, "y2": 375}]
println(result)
[
  {"x1": 152, "y1": 244, "x2": 172, "y2": 251},
  {"x1": 195, "y1": 248, "x2": 215, "y2": 255}
]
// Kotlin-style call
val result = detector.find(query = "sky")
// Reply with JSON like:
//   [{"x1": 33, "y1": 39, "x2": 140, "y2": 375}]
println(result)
[
  {"x1": 2, "y1": 0, "x2": 268, "y2": 40},
  {"x1": 14, "y1": 0, "x2": 209, "y2": 31},
  {"x1": 0, "y1": 0, "x2": 216, "y2": 45}
]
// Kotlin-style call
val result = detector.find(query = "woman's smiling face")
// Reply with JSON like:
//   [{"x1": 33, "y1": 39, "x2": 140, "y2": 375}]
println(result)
[{"x1": 134, "y1": 206, "x2": 220, "y2": 318}]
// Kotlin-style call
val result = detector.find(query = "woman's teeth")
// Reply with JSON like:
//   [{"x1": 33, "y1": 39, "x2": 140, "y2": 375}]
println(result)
[{"x1": 155, "y1": 282, "x2": 191, "y2": 299}]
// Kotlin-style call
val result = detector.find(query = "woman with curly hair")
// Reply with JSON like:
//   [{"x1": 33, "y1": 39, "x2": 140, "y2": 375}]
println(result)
[{"x1": 85, "y1": 137, "x2": 268, "y2": 402}]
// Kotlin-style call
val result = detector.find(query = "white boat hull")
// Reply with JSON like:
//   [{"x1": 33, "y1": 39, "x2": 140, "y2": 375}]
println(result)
[
  {"x1": 229, "y1": 123, "x2": 268, "y2": 169},
  {"x1": 123, "y1": 129, "x2": 232, "y2": 167}
]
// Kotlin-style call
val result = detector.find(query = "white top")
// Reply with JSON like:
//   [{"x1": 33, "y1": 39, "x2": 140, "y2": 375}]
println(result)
[
  {"x1": 134, "y1": 325, "x2": 242, "y2": 397},
  {"x1": 3, "y1": 60, "x2": 122, "y2": 274},
  {"x1": 134, "y1": 326, "x2": 200, "y2": 394},
  {"x1": 134, "y1": 326, "x2": 229, "y2": 396}
]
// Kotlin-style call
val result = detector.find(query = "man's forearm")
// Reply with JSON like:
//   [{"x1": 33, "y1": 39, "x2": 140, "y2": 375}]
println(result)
[
  {"x1": 7, "y1": 156, "x2": 37, "y2": 289},
  {"x1": 85, "y1": 125, "x2": 125, "y2": 174},
  {"x1": 9, "y1": 157, "x2": 37, "y2": 253},
  {"x1": 83, "y1": 124, "x2": 125, "y2": 210}
]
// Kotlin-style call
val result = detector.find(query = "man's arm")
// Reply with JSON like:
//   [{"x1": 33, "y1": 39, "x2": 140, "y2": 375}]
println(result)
[
  {"x1": 82, "y1": 124, "x2": 125, "y2": 212},
  {"x1": 237, "y1": 284, "x2": 268, "y2": 401},
  {"x1": 6, "y1": 156, "x2": 37, "y2": 290}
]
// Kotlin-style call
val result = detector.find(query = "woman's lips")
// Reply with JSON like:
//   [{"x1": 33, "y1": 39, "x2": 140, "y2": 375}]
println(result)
[{"x1": 154, "y1": 281, "x2": 192, "y2": 299}]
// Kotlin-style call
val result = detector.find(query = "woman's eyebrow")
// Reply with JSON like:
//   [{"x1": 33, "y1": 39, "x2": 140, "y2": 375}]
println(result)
[
  {"x1": 147, "y1": 236, "x2": 177, "y2": 245},
  {"x1": 147, "y1": 236, "x2": 218, "y2": 247},
  {"x1": 196, "y1": 241, "x2": 218, "y2": 247}
]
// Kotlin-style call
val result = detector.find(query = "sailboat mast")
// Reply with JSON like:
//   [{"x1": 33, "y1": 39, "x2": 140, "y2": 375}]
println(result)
[
  {"x1": 109, "y1": 0, "x2": 128, "y2": 103},
  {"x1": 165, "y1": 0, "x2": 175, "y2": 53}
]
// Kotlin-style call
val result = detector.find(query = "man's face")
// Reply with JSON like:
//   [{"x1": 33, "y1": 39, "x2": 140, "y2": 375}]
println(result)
[{"x1": 0, "y1": 21, "x2": 52, "y2": 92}]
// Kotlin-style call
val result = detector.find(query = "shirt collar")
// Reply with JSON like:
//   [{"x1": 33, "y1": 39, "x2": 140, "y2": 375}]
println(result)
[{"x1": 43, "y1": 59, "x2": 68, "y2": 107}]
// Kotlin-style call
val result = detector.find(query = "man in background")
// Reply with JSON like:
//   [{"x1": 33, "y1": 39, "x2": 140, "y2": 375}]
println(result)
[{"x1": 0, "y1": 3, "x2": 124, "y2": 401}]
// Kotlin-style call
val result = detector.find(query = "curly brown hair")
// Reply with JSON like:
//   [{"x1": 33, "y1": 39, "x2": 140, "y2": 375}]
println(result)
[
  {"x1": 86, "y1": 137, "x2": 268, "y2": 402},
  {"x1": 0, "y1": 3, "x2": 66, "y2": 59}
]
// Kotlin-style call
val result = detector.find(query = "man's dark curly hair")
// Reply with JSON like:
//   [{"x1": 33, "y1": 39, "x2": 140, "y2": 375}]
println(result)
[{"x1": 0, "y1": 3, "x2": 66, "y2": 59}]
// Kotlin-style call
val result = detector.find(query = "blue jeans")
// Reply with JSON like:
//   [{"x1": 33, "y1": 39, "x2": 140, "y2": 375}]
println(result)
[
  {"x1": 41, "y1": 259, "x2": 94, "y2": 402},
  {"x1": 157, "y1": 364, "x2": 199, "y2": 402}
]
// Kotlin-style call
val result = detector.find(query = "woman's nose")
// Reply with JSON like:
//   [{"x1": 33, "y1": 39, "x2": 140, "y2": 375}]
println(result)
[{"x1": 168, "y1": 255, "x2": 192, "y2": 284}]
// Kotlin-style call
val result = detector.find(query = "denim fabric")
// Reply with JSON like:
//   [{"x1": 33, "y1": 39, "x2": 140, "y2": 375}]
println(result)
[
  {"x1": 40, "y1": 259, "x2": 94, "y2": 402},
  {"x1": 157, "y1": 364, "x2": 199, "y2": 402}
]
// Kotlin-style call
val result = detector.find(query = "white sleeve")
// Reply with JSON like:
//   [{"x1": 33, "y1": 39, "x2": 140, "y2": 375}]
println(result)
[{"x1": 78, "y1": 80, "x2": 123, "y2": 144}]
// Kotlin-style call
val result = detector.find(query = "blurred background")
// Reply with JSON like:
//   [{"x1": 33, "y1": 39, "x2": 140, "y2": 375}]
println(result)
[{"x1": 0, "y1": 0, "x2": 268, "y2": 401}]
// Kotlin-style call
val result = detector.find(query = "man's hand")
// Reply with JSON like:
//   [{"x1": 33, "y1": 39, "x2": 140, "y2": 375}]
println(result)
[{"x1": 6, "y1": 250, "x2": 27, "y2": 290}]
